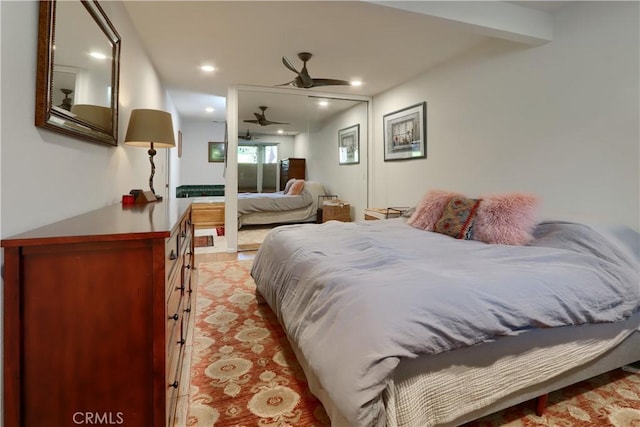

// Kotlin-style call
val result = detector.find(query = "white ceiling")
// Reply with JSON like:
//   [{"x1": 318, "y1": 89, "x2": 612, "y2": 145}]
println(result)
[{"x1": 122, "y1": 1, "x2": 567, "y2": 128}]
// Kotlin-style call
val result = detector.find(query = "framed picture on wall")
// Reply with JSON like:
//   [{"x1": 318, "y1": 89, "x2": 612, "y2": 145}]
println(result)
[
  {"x1": 338, "y1": 124, "x2": 360, "y2": 165},
  {"x1": 208, "y1": 141, "x2": 225, "y2": 163},
  {"x1": 178, "y1": 130, "x2": 182, "y2": 158},
  {"x1": 383, "y1": 102, "x2": 426, "y2": 161}
]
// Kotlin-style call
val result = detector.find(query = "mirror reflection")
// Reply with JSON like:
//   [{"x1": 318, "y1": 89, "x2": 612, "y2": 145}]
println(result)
[
  {"x1": 237, "y1": 89, "x2": 369, "y2": 220},
  {"x1": 35, "y1": 0, "x2": 120, "y2": 145}
]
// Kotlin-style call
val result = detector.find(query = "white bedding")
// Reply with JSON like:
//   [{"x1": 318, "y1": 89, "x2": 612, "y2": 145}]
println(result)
[
  {"x1": 251, "y1": 219, "x2": 640, "y2": 426},
  {"x1": 238, "y1": 181, "x2": 326, "y2": 227}
]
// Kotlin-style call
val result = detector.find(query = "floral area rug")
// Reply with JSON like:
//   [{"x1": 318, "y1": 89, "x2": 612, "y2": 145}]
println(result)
[
  {"x1": 187, "y1": 260, "x2": 330, "y2": 426},
  {"x1": 188, "y1": 259, "x2": 640, "y2": 426}
]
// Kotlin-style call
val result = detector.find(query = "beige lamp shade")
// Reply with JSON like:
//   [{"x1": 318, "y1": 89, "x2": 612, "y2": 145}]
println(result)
[
  {"x1": 70, "y1": 104, "x2": 112, "y2": 130},
  {"x1": 124, "y1": 109, "x2": 176, "y2": 148}
]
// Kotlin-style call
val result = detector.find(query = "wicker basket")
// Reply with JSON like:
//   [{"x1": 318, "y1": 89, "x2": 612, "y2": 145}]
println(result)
[{"x1": 322, "y1": 200, "x2": 351, "y2": 222}]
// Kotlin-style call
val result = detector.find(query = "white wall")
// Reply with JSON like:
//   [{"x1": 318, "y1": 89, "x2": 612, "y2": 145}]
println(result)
[
  {"x1": 371, "y1": 2, "x2": 639, "y2": 230},
  {"x1": 179, "y1": 120, "x2": 226, "y2": 187},
  {"x1": 0, "y1": 0, "x2": 180, "y2": 238},
  {"x1": 300, "y1": 102, "x2": 369, "y2": 220}
]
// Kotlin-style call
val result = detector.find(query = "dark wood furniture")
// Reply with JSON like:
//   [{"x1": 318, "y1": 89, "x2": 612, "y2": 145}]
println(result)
[
  {"x1": 279, "y1": 158, "x2": 306, "y2": 191},
  {"x1": 2, "y1": 199, "x2": 194, "y2": 427}
]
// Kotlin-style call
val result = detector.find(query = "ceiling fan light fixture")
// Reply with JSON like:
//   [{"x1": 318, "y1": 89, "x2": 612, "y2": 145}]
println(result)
[{"x1": 280, "y1": 52, "x2": 351, "y2": 89}]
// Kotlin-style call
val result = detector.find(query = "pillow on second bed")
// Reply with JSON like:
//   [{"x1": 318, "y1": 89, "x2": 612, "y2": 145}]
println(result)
[
  {"x1": 283, "y1": 178, "x2": 296, "y2": 194},
  {"x1": 288, "y1": 179, "x2": 305, "y2": 196}
]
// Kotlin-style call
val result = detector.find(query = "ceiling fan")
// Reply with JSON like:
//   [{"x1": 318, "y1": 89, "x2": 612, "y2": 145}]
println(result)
[
  {"x1": 239, "y1": 129, "x2": 260, "y2": 140},
  {"x1": 243, "y1": 106, "x2": 289, "y2": 126},
  {"x1": 281, "y1": 52, "x2": 351, "y2": 89}
]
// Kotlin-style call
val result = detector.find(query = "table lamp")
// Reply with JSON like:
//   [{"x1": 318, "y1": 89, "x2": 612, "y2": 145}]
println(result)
[{"x1": 125, "y1": 109, "x2": 175, "y2": 201}]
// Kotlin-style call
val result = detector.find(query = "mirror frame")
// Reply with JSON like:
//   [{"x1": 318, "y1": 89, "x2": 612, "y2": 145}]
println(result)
[{"x1": 35, "y1": 0, "x2": 121, "y2": 146}]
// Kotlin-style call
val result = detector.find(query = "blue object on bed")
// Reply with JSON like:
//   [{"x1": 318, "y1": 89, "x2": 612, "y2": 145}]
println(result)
[{"x1": 251, "y1": 219, "x2": 640, "y2": 427}]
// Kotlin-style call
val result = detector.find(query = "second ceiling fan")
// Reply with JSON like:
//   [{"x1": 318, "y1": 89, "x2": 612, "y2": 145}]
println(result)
[{"x1": 243, "y1": 106, "x2": 289, "y2": 127}]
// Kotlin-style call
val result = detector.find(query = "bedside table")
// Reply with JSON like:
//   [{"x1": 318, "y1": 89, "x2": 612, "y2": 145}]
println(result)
[
  {"x1": 364, "y1": 207, "x2": 409, "y2": 220},
  {"x1": 322, "y1": 200, "x2": 351, "y2": 222}
]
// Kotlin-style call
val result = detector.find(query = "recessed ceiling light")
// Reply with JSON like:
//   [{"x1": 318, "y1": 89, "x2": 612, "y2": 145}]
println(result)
[
  {"x1": 318, "y1": 100, "x2": 329, "y2": 107},
  {"x1": 200, "y1": 65, "x2": 215, "y2": 72},
  {"x1": 350, "y1": 80, "x2": 363, "y2": 87},
  {"x1": 277, "y1": 129, "x2": 284, "y2": 134},
  {"x1": 205, "y1": 107, "x2": 214, "y2": 113},
  {"x1": 90, "y1": 52, "x2": 107, "y2": 60}
]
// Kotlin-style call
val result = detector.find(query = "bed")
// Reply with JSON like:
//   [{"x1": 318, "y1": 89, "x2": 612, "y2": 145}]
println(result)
[
  {"x1": 237, "y1": 180, "x2": 326, "y2": 228},
  {"x1": 250, "y1": 217, "x2": 640, "y2": 426}
]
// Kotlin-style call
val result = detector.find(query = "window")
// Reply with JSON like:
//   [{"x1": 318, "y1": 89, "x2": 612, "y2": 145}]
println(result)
[{"x1": 237, "y1": 143, "x2": 279, "y2": 192}]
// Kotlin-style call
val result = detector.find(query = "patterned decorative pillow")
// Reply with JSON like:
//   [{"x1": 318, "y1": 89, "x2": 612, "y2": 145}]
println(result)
[
  {"x1": 434, "y1": 196, "x2": 482, "y2": 239},
  {"x1": 288, "y1": 179, "x2": 305, "y2": 196},
  {"x1": 473, "y1": 192, "x2": 539, "y2": 245},
  {"x1": 283, "y1": 178, "x2": 296, "y2": 194},
  {"x1": 407, "y1": 190, "x2": 463, "y2": 231}
]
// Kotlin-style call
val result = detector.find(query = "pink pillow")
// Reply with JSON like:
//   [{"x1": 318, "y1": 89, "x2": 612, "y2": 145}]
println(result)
[
  {"x1": 283, "y1": 178, "x2": 296, "y2": 194},
  {"x1": 408, "y1": 190, "x2": 463, "y2": 231},
  {"x1": 473, "y1": 192, "x2": 539, "y2": 245},
  {"x1": 288, "y1": 180, "x2": 305, "y2": 196}
]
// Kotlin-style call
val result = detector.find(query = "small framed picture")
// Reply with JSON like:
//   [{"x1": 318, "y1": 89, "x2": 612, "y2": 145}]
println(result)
[
  {"x1": 338, "y1": 124, "x2": 360, "y2": 165},
  {"x1": 177, "y1": 130, "x2": 182, "y2": 158},
  {"x1": 383, "y1": 102, "x2": 426, "y2": 161},
  {"x1": 208, "y1": 141, "x2": 225, "y2": 163}
]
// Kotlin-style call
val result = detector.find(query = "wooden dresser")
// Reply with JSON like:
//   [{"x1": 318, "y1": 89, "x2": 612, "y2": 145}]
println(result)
[
  {"x1": 279, "y1": 158, "x2": 306, "y2": 190},
  {"x1": 1, "y1": 199, "x2": 194, "y2": 427}
]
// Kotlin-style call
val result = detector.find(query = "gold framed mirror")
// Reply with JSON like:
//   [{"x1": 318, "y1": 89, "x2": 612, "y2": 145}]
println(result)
[{"x1": 35, "y1": 0, "x2": 121, "y2": 146}]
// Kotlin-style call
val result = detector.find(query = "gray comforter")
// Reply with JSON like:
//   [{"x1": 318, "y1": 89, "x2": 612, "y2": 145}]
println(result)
[
  {"x1": 237, "y1": 190, "x2": 312, "y2": 214},
  {"x1": 251, "y1": 219, "x2": 640, "y2": 426}
]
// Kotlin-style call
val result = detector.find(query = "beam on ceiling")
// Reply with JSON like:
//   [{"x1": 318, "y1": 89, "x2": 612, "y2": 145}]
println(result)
[{"x1": 367, "y1": 1, "x2": 553, "y2": 45}]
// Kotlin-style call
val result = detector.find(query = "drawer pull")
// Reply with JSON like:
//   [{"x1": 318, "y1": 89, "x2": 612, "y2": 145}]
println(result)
[
  {"x1": 177, "y1": 338, "x2": 186, "y2": 345},
  {"x1": 185, "y1": 265, "x2": 191, "y2": 270},
  {"x1": 176, "y1": 285, "x2": 185, "y2": 292},
  {"x1": 169, "y1": 381, "x2": 179, "y2": 389},
  {"x1": 170, "y1": 313, "x2": 179, "y2": 321},
  {"x1": 184, "y1": 307, "x2": 191, "y2": 313},
  {"x1": 181, "y1": 231, "x2": 186, "y2": 238},
  {"x1": 169, "y1": 250, "x2": 177, "y2": 260}
]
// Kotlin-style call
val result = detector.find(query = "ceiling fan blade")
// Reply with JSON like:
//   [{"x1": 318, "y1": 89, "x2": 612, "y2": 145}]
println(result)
[
  {"x1": 276, "y1": 81, "x2": 297, "y2": 87},
  {"x1": 254, "y1": 112, "x2": 264, "y2": 120},
  {"x1": 298, "y1": 70, "x2": 314, "y2": 88},
  {"x1": 311, "y1": 78, "x2": 351, "y2": 87},
  {"x1": 264, "y1": 120, "x2": 290, "y2": 126},
  {"x1": 282, "y1": 57, "x2": 300, "y2": 74},
  {"x1": 243, "y1": 119, "x2": 259, "y2": 124}
]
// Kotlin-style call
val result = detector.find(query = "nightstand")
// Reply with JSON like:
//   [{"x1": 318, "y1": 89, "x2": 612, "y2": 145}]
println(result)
[
  {"x1": 364, "y1": 207, "x2": 409, "y2": 220},
  {"x1": 322, "y1": 200, "x2": 351, "y2": 222}
]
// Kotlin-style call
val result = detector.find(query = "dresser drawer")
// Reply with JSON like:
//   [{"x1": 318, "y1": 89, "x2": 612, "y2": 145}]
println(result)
[
  {"x1": 166, "y1": 342, "x2": 184, "y2": 427},
  {"x1": 165, "y1": 229, "x2": 180, "y2": 283}
]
